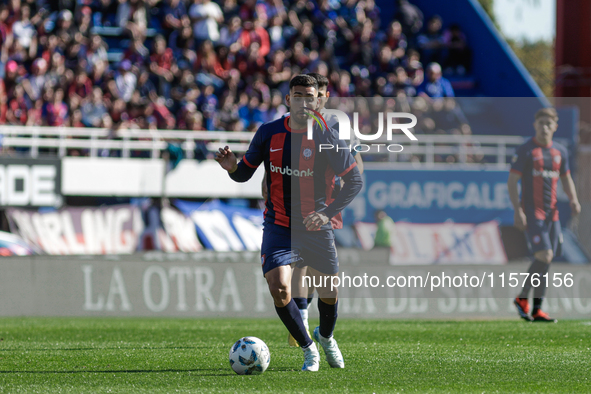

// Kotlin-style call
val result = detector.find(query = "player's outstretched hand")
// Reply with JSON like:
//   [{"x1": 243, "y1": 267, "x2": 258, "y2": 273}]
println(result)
[
  {"x1": 304, "y1": 211, "x2": 329, "y2": 231},
  {"x1": 215, "y1": 146, "x2": 238, "y2": 173},
  {"x1": 571, "y1": 200, "x2": 581, "y2": 217},
  {"x1": 514, "y1": 208, "x2": 527, "y2": 231}
]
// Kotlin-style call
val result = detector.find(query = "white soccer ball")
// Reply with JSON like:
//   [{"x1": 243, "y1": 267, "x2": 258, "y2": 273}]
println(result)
[{"x1": 229, "y1": 336, "x2": 270, "y2": 375}]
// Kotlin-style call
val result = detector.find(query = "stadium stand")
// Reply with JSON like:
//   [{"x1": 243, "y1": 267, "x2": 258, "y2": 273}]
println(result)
[{"x1": 0, "y1": 0, "x2": 490, "y2": 160}]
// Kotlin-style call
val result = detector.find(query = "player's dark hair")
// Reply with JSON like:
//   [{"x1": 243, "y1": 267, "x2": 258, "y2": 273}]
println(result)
[
  {"x1": 289, "y1": 74, "x2": 318, "y2": 92},
  {"x1": 306, "y1": 72, "x2": 329, "y2": 89},
  {"x1": 535, "y1": 107, "x2": 558, "y2": 121}
]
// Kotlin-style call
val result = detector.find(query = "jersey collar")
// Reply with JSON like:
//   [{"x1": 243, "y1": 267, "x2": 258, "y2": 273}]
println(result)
[{"x1": 284, "y1": 116, "x2": 307, "y2": 133}]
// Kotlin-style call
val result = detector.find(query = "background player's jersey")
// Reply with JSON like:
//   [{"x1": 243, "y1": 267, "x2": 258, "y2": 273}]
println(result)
[
  {"x1": 242, "y1": 116, "x2": 357, "y2": 230},
  {"x1": 510, "y1": 137, "x2": 570, "y2": 221}
]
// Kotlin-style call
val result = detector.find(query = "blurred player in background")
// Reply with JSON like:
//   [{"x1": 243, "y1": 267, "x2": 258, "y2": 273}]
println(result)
[
  {"x1": 508, "y1": 108, "x2": 581, "y2": 322},
  {"x1": 216, "y1": 75, "x2": 362, "y2": 371}
]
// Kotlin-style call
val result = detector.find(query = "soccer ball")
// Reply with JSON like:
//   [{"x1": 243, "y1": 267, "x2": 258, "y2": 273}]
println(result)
[{"x1": 229, "y1": 336, "x2": 270, "y2": 375}]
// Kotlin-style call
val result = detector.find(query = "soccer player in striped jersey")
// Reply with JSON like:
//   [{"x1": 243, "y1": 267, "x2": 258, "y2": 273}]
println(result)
[
  {"x1": 216, "y1": 75, "x2": 363, "y2": 371},
  {"x1": 508, "y1": 107, "x2": 581, "y2": 322},
  {"x1": 288, "y1": 72, "x2": 364, "y2": 347}
]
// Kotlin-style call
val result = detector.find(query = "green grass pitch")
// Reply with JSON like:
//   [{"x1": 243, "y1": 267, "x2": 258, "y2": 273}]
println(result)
[{"x1": 0, "y1": 318, "x2": 589, "y2": 393}]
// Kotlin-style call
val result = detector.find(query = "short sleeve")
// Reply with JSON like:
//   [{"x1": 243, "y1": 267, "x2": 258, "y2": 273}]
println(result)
[
  {"x1": 560, "y1": 147, "x2": 570, "y2": 175},
  {"x1": 510, "y1": 144, "x2": 527, "y2": 175},
  {"x1": 241, "y1": 126, "x2": 265, "y2": 169}
]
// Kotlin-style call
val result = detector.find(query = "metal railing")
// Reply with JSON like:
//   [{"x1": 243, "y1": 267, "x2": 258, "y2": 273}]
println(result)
[{"x1": 0, "y1": 125, "x2": 526, "y2": 167}]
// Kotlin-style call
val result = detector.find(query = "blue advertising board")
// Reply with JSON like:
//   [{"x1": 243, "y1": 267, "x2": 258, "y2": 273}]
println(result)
[
  {"x1": 173, "y1": 199, "x2": 263, "y2": 251},
  {"x1": 342, "y1": 168, "x2": 571, "y2": 226}
]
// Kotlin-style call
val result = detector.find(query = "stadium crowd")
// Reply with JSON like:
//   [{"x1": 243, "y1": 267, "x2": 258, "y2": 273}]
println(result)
[{"x1": 0, "y1": 0, "x2": 473, "y2": 160}]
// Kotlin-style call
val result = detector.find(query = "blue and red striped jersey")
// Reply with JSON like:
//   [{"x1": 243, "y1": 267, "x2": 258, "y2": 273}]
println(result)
[
  {"x1": 510, "y1": 137, "x2": 570, "y2": 221},
  {"x1": 240, "y1": 116, "x2": 357, "y2": 230}
]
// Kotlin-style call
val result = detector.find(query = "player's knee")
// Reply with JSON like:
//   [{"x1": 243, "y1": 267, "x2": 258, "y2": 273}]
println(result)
[
  {"x1": 319, "y1": 297, "x2": 338, "y2": 305},
  {"x1": 535, "y1": 250, "x2": 553, "y2": 264},
  {"x1": 316, "y1": 285, "x2": 338, "y2": 301},
  {"x1": 268, "y1": 282, "x2": 290, "y2": 304}
]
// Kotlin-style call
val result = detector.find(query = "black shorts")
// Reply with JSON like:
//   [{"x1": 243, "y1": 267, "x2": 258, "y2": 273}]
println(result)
[{"x1": 260, "y1": 222, "x2": 339, "y2": 276}]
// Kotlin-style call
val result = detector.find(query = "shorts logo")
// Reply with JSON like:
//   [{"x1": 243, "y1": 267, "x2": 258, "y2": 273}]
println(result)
[
  {"x1": 554, "y1": 155, "x2": 561, "y2": 164},
  {"x1": 261, "y1": 254, "x2": 266, "y2": 265},
  {"x1": 533, "y1": 235, "x2": 541, "y2": 244},
  {"x1": 302, "y1": 147, "x2": 313, "y2": 161}
]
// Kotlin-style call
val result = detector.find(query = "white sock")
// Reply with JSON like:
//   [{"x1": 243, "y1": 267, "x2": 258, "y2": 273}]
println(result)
[{"x1": 299, "y1": 308, "x2": 309, "y2": 330}]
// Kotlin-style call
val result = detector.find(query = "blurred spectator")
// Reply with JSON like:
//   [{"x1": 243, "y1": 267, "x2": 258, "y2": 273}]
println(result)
[
  {"x1": 115, "y1": 60, "x2": 137, "y2": 102},
  {"x1": 394, "y1": 66, "x2": 416, "y2": 97},
  {"x1": 267, "y1": 15, "x2": 285, "y2": 53},
  {"x1": 194, "y1": 40, "x2": 225, "y2": 90},
  {"x1": 163, "y1": 0, "x2": 186, "y2": 36},
  {"x1": 442, "y1": 23, "x2": 471, "y2": 75},
  {"x1": 189, "y1": 0, "x2": 223, "y2": 43},
  {"x1": 169, "y1": 25, "x2": 195, "y2": 58},
  {"x1": 77, "y1": 7, "x2": 94, "y2": 39},
  {"x1": 12, "y1": 5, "x2": 37, "y2": 57},
  {"x1": 94, "y1": 0, "x2": 120, "y2": 27},
  {"x1": 149, "y1": 35, "x2": 174, "y2": 97},
  {"x1": 69, "y1": 69, "x2": 93, "y2": 104},
  {"x1": 26, "y1": 99, "x2": 43, "y2": 126},
  {"x1": 80, "y1": 35, "x2": 108, "y2": 74},
  {"x1": 417, "y1": 15, "x2": 444, "y2": 65},
  {"x1": 137, "y1": 68, "x2": 157, "y2": 101},
  {"x1": 417, "y1": 62, "x2": 454, "y2": 98},
  {"x1": 22, "y1": 58, "x2": 47, "y2": 101},
  {"x1": 117, "y1": 0, "x2": 148, "y2": 40},
  {"x1": 239, "y1": 19, "x2": 270, "y2": 57},
  {"x1": 0, "y1": 5, "x2": 10, "y2": 45},
  {"x1": 428, "y1": 98, "x2": 469, "y2": 134},
  {"x1": 4, "y1": 61, "x2": 21, "y2": 98},
  {"x1": 404, "y1": 48, "x2": 424, "y2": 86},
  {"x1": 219, "y1": 15, "x2": 242, "y2": 50},
  {"x1": 124, "y1": 38, "x2": 150, "y2": 66},
  {"x1": 7, "y1": 84, "x2": 28, "y2": 125},
  {"x1": 198, "y1": 84, "x2": 217, "y2": 130},
  {"x1": 43, "y1": 88, "x2": 69, "y2": 126},
  {"x1": 380, "y1": 20, "x2": 407, "y2": 61},
  {"x1": 81, "y1": 87, "x2": 108, "y2": 127},
  {"x1": 395, "y1": 0, "x2": 423, "y2": 36},
  {"x1": 55, "y1": 10, "x2": 77, "y2": 48}
]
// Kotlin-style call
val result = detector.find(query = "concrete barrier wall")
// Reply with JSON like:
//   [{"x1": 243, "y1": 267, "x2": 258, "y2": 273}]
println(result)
[{"x1": 1, "y1": 252, "x2": 590, "y2": 319}]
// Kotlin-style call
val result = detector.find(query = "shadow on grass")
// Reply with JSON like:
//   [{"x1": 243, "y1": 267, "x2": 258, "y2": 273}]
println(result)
[
  {"x1": 0, "y1": 368, "x2": 233, "y2": 376},
  {"x1": 0, "y1": 367, "x2": 297, "y2": 376},
  {"x1": 0, "y1": 346, "x2": 208, "y2": 352}
]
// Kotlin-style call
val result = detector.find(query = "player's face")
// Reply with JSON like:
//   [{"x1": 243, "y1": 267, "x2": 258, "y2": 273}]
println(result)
[
  {"x1": 317, "y1": 87, "x2": 329, "y2": 110},
  {"x1": 287, "y1": 85, "x2": 318, "y2": 125},
  {"x1": 534, "y1": 116, "x2": 558, "y2": 143}
]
